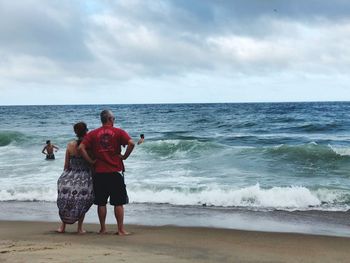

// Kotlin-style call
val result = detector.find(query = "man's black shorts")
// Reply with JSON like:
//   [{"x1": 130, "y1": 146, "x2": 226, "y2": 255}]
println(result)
[
  {"x1": 92, "y1": 172, "x2": 129, "y2": 206},
  {"x1": 46, "y1": 154, "x2": 55, "y2": 160}
]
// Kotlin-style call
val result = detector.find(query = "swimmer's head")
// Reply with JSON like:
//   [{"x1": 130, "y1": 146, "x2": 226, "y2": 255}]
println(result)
[
  {"x1": 46, "y1": 140, "x2": 51, "y2": 145},
  {"x1": 140, "y1": 134, "x2": 144, "y2": 138}
]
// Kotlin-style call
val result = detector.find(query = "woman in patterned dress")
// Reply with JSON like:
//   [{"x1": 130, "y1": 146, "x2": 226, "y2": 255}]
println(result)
[{"x1": 56, "y1": 122, "x2": 94, "y2": 233}]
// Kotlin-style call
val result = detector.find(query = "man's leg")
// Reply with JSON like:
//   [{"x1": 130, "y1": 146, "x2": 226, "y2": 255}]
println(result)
[
  {"x1": 93, "y1": 173, "x2": 109, "y2": 234},
  {"x1": 98, "y1": 205, "x2": 107, "y2": 233},
  {"x1": 114, "y1": 205, "x2": 129, "y2": 235}
]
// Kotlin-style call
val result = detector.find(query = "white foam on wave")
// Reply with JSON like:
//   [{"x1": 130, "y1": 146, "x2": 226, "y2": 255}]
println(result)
[
  {"x1": 328, "y1": 145, "x2": 350, "y2": 156},
  {"x1": 0, "y1": 187, "x2": 57, "y2": 202},
  {"x1": 0, "y1": 145, "x2": 24, "y2": 157},
  {"x1": 0, "y1": 183, "x2": 348, "y2": 212},
  {"x1": 128, "y1": 184, "x2": 347, "y2": 211}
]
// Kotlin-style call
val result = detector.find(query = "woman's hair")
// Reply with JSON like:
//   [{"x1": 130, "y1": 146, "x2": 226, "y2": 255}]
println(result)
[{"x1": 73, "y1": 122, "x2": 88, "y2": 145}]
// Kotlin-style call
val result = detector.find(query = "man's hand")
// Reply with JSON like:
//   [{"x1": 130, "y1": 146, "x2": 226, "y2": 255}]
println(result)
[
  {"x1": 79, "y1": 143, "x2": 96, "y2": 165},
  {"x1": 120, "y1": 140, "x2": 135, "y2": 160}
]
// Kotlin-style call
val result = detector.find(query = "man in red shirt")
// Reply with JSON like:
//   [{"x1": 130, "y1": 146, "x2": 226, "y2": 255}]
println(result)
[{"x1": 79, "y1": 110, "x2": 135, "y2": 235}]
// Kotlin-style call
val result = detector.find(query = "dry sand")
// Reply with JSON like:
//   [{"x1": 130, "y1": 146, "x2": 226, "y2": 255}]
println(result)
[{"x1": 1, "y1": 220, "x2": 350, "y2": 263}]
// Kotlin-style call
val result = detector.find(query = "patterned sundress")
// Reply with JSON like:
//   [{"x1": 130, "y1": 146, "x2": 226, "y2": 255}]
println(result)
[{"x1": 57, "y1": 155, "x2": 94, "y2": 224}]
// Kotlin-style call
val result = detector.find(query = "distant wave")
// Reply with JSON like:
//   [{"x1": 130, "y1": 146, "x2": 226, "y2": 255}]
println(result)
[
  {"x1": 330, "y1": 146, "x2": 350, "y2": 156},
  {"x1": 234, "y1": 121, "x2": 257, "y2": 128},
  {"x1": 263, "y1": 143, "x2": 350, "y2": 162},
  {"x1": 137, "y1": 140, "x2": 350, "y2": 171},
  {"x1": 292, "y1": 123, "x2": 343, "y2": 133},
  {"x1": 0, "y1": 131, "x2": 28, "y2": 147},
  {"x1": 141, "y1": 139, "x2": 221, "y2": 158}
]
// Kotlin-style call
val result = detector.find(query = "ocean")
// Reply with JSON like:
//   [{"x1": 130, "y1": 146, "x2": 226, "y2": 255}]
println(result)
[{"x1": 1, "y1": 102, "x2": 350, "y2": 236}]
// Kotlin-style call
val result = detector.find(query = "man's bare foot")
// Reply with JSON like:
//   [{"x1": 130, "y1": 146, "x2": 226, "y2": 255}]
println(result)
[
  {"x1": 56, "y1": 227, "x2": 65, "y2": 233},
  {"x1": 116, "y1": 230, "x2": 131, "y2": 236},
  {"x1": 77, "y1": 229, "x2": 86, "y2": 234},
  {"x1": 98, "y1": 229, "x2": 107, "y2": 234}
]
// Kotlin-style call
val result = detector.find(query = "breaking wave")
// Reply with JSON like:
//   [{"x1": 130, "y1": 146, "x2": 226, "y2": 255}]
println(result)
[
  {"x1": 129, "y1": 184, "x2": 349, "y2": 211},
  {"x1": 0, "y1": 131, "x2": 28, "y2": 147},
  {"x1": 262, "y1": 143, "x2": 350, "y2": 162},
  {"x1": 2, "y1": 184, "x2": 349, "y2": 211},
  {"x1": 141, "y1": 139, "x2": 221, "y2": 158}
]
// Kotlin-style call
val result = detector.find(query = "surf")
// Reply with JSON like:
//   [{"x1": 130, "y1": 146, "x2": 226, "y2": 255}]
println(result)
[{"x1": 0, "y1": 131, "x2": 28, "y2": 147}]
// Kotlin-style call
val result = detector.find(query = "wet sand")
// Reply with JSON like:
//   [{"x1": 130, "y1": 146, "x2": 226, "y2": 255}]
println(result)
[{"x1": 1, "y1": 220, "x2": 350, "y2": 263}]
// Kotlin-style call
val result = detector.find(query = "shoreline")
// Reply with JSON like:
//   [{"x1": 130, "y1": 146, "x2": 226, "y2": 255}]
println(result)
[
  {"x1": 1, "y1": 220, "x2": 350, "y2": 263},
  {"x1": 1, "y1": 201, "x2": 350, "y2": 238}
]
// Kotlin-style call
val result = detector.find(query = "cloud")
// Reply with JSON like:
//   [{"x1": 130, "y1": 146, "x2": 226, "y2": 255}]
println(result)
[
  {"x1": 0, "y1": 0, "x2": 350, "y2": 104},
  {"x1": 86, "y1": 9, "x2": 350, "y2": 77},
  {"x1": 0, "y1": 0, "x2": 91, "y2": 61},
  {"x1": 207, "y1": 18, "x2": 350, "y2": 74}
]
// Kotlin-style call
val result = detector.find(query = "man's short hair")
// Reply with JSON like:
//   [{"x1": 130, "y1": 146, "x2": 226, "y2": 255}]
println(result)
[
  {"x1": 100, "y1": 110, "x2": 114, "y2": 124},
  {"x1": 46, "y1": 140, "x2": 50, "y2": 144}
]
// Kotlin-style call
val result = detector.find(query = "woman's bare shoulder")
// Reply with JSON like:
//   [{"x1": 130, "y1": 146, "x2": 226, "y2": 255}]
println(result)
[
  {"x1": 67, "y1": 140, "x2": 78, "y2": 147},
  {"x1": 67, "y1": 141, "x2": 78, "y2": 152}
]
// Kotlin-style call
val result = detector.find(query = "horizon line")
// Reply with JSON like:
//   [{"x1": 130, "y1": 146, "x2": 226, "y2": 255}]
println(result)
[{"x1": 0, "y1": 99, "x2": 349, "y2": 107}]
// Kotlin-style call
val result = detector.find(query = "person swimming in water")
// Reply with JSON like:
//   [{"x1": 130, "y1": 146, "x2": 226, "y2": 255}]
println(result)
[
  {"x1": 42, "y1": 140, "x2": 59, "y2": 160},
  {"x1": 137, "y1": 134, "x2": 145, "y2": 145}
]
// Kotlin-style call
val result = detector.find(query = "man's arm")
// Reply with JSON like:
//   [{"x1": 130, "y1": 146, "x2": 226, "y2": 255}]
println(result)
[
  {"x1": 79, "y1": 143, "x2": 95, "y2": 164},
  {"x1": 42, "y1": 146, "x2": 47, "y2": 155},
  {"x1": 120, "y1": 139, "x2": 135, "y2": 160},
  {"x1": 53, "y1": 145, "x2": 59, "y2": 151}
]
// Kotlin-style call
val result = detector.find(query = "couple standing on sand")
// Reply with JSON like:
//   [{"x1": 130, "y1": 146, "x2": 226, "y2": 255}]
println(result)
[{"x1": 57, "y1": 109, "x2": 135, "y2": 235}]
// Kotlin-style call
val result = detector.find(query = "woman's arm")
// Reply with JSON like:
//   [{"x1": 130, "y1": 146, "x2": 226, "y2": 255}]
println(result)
[
  {"x1": 64, "y1": 146, "x2": 70, "y2": 170},
  {"x1": 79, "y1": 143, "x2": 96, "y2": 165}
]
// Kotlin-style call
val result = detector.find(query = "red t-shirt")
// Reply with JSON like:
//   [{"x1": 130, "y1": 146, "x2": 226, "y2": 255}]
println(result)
[{"x1": 82, "y1": 125, "x2": 131, "y2": 173}]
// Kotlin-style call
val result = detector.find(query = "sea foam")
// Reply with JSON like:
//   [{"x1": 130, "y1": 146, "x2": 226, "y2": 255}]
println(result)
[
  {"x1": 0, "y1": 183, "x2": 348, "y2": 211},
  {"x1": 128, "y1": 184, "x2": 347, "y2": 211}
]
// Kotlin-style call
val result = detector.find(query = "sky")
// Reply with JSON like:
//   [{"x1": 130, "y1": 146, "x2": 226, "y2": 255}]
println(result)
[{"x1": 1, "y1": 0, "x2": 350, "y2": 105}]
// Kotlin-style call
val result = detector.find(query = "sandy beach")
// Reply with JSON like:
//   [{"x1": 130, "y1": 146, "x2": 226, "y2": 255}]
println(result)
[{"x1": 1, "y1": 221, "x2": 350, "y2": 263}]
